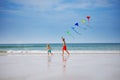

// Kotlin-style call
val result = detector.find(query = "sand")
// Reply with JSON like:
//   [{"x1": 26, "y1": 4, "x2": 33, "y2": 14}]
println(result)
[{"x1": 0, "y1": 53, "x2": 120, "y2": 80}]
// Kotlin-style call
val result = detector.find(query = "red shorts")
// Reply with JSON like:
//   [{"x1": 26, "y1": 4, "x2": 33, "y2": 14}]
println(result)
[{"x1": 62, "y1": 46, "x2": 67, "y2": 50}]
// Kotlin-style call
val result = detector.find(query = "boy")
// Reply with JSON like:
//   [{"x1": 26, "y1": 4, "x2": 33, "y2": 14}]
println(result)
[
  {"x1": 62, "y1": 37, "x2": 70, "y2": 56},
  {"x1": 47, "y1": 44, "x2": 53, "y2": 56}
]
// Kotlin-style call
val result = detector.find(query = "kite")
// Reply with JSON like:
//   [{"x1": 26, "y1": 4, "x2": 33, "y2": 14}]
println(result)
[
  {"x1": 66, "y1": 31, "x2": 74, "y2": 38},
  {"x1": 74, "y1": 22, "x2": 81, "y2": 28},
  {"x1": 81, "y1": 19, "x2": 87, "y2": 30},
  {"x1": 86, "y1": 16, "x2": 90, "y2": 22},
  {"x1": 75, "y1": 22, "x2": 86, "y2": 30},
  {"x1": 86, "y1": 16, "x2": 91, "y2": 26},
  {"x1": 81, "y1": 19, "x2": 86, "y2": 24},
  {"x1": 75, "y1": 23, "x2": 79, "y2": 26},
  {"x1": 64, "y1": 16, "x2": 92, "y2": 38}
]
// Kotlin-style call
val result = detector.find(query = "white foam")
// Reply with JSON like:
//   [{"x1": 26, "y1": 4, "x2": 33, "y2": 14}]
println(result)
[
  {"x1": 70, "y1": 50, "x2": 120, "y2": 54},
  {"x1": 7, "y1": 50, "x2": 46, "y2": 54},
  {"x1": 6, "y1": 50, "x2": 120, "y2": 54}
]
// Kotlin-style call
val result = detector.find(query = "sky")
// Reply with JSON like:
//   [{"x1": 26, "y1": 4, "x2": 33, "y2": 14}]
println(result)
[{"x1": 0, "y1": 0, "x2": 120, "y2": 44}]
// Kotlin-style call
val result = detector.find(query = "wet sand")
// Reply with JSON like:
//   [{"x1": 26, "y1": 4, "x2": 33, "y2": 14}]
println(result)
[{"x1": 0, "y1": 53, "x2": 120, "y2": 80}]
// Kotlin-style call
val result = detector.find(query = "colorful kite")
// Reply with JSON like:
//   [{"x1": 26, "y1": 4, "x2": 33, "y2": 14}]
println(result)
[
  {"x1": 81, "y1": 19, "x2": 86, "y2": 24},
  {"x1": 75, "y1": 23, "x2": 79, "y2": 26},
  {"x1": 66, "y1": 31, "x2": 74, "y2": 38},
  {"x1": 75, "y1": 22, "x2": 81, "y2": 28},
  {"x1": 64, "y1": 16, "x2": 92, "y2": 38},
  {"x1": 86, "y1": 16, "x2": 90, "y2": 23}
]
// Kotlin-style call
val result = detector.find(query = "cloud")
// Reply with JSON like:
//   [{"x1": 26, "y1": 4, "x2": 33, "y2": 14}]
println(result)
[
  {"x1": 9, "y1": 0, "x2": 60, "y2": 12},
  {"x1": 0, "y1": 0, "x2": 119, "y2": 14},
  {"x1": 53, "y1": 3, "x2": 92, "y2": 11},
  {"x1": 54, "y1": 0, "x2": 120, "y2": 11},
  {"x1": 0, "y1": 9, "x2": 20, "y2": 14}
]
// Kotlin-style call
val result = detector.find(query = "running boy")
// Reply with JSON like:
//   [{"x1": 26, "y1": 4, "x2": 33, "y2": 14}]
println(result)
[
  {"x1": 62, "y1": 37, "x2": 70, "y2": 56},
  {"x1": 47, "y1": 44, "x2": 53, "y2": 56}
]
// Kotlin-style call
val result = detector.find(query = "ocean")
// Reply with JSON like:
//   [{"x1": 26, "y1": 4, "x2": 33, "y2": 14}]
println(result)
[{"x1": 0, "y1": 43, "x2": 120, "y2": 51}]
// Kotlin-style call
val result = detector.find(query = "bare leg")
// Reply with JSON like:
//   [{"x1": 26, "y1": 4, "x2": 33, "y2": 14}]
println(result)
[
  {"x1": 51, "y1": 53, "x2": 53, "y2": 55},
  {"x1": 48, "y1": 53, "x2": 50, "y2": 56},
  {"x1": 62, "y1": 50, "x2": 64, "y2": 56},
  {"x1": 66, "y1": 50, "x2": 70, "y2": 55}
]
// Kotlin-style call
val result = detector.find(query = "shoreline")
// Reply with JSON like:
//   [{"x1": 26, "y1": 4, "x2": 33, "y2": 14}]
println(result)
[{"x1": 0, "y1": 50, "x2": 120, "y2": 56}]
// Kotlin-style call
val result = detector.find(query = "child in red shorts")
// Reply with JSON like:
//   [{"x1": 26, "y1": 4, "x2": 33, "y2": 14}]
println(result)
[{"x1": 62, "y1": 37, "x2": 70, "y2": 56}]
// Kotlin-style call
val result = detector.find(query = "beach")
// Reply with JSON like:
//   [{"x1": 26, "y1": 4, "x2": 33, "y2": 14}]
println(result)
[
  {"x1": 1, "y1": 0, "x2": 120, "y2": 80},
  {"x1": 0, "y1": 43, "x2": 120, "y2": 80},
  {"x1": 0, "y1": 53, "x2": 120, "y2": 80}
]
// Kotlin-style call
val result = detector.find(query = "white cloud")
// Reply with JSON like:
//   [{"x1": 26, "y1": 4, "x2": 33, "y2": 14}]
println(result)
[
  {"x1": 9, "y1": 0, "x2": 60, "y2": 12},
  {"x1": 53, "y1": 0, "x2": 119, "y2": 11},
  {"x1": 1, "y1": 0, "x2": 119, "y2": 14},
  {"x1": 54, "y1": 3, "x2": 92, "y2": 11},
  {"x1": 8, "y1": 0, "x2": 118, "y2": 11},
  {"x1": 0, "y1": 8, "x2": 20, "y2": 14}
]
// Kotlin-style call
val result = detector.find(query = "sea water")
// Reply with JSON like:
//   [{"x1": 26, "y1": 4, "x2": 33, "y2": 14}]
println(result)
[{"x1": 0, "y1": 43, "x2": 120, "y2": 51}]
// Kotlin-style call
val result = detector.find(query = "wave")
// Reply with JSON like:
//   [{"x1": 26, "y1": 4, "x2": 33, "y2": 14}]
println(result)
[{"x1": 0, "y1": 50, "x2": 120, "y2": 54}]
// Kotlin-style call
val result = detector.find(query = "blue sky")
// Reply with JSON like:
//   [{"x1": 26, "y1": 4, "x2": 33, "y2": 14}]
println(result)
[{"x1": 0, "y1": 0, "x2": 120, "y2": 44}]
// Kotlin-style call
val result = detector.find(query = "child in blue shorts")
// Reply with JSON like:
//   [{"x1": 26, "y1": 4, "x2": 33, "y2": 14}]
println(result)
[{"x1": 47, "y1": 44, "x2": 53, "y2": 56}]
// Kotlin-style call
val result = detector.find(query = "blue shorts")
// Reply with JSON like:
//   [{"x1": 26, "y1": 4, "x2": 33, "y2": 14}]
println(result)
[{"x1": 48, "y1": 50, "x2": 51, "y2": 53}]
